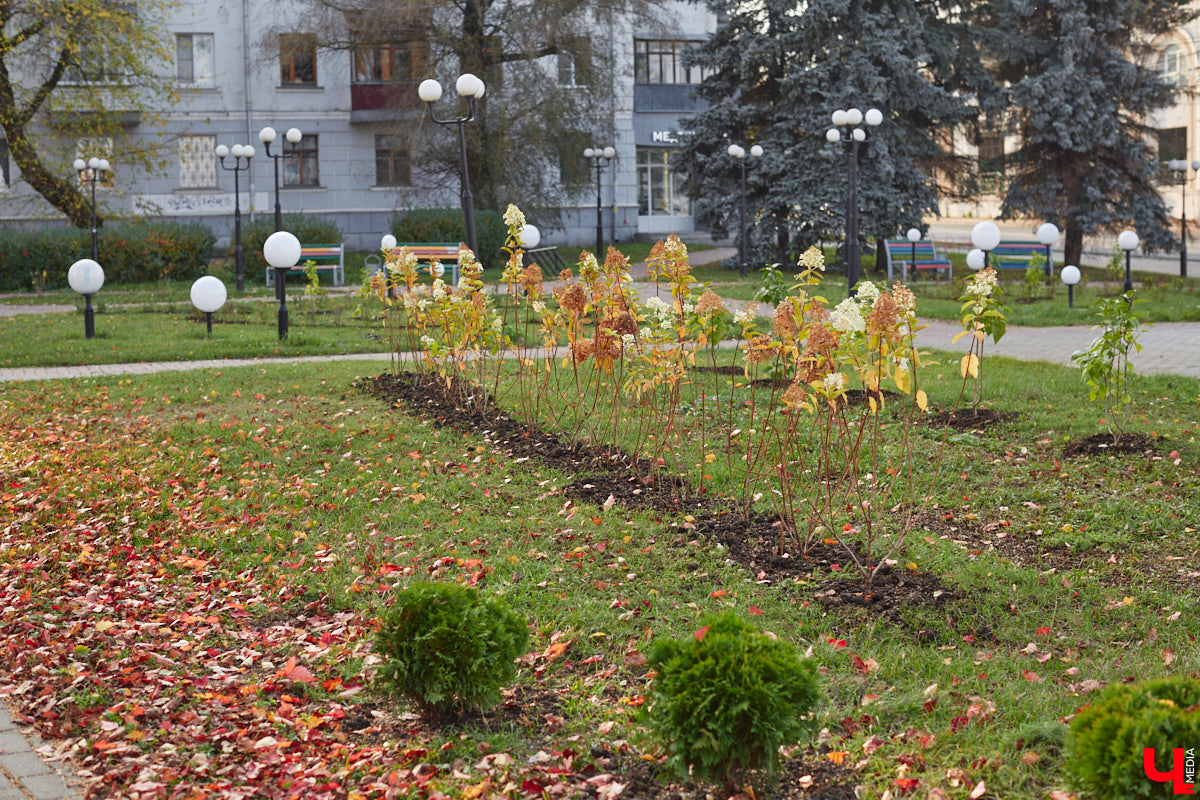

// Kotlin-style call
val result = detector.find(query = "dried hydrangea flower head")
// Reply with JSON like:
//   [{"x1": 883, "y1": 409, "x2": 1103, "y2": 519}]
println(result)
[
  {"x1": 772, "y1": 297, "x2": 800, "y2": 342},
  {"x1": 695, "y1": 289, "x2": 725, "y2": 317},
  {"x1": 519, "y1": 264, "x2": 544, "y2": 297}
]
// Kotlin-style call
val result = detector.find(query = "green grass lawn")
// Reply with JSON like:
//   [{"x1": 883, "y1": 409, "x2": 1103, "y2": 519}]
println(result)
[{"x1": 1, "y1": 352, "x2": 1196, "y2": 798}]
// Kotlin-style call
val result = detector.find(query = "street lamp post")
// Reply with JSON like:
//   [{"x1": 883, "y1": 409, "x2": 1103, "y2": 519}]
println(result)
[
  {"x1": 906, "y1": 227, "x2": 921, "y2": 282},
  {"x1": 68, "y1": 258, "x2": 105, "y2": 340},
  {"x1": 190, "y1": 276, "x2": 228, "y2": 335},
  {"x1": 1118, "y1": 229, "x2": 1139, "y2": 299},
  {"x1": 728, "y1": 143, "x2": 764, "y2": 278},
  {"x1": 1061, "y1": 265, "x2": 1081, "y2": 308},
  {"x1": 826, "y1": 107, "x2": 883, "y2": 296},
  {"x1": 584, "y1": 146, "x2": 616, "y2": 259},
  {"x1": 1036, "y1": 222, "x2": 1059, "y2": 279},
  {"x1": 264, "y1": 231, "x2": 302, "y2": 340},
  {"x1": 971, "y1": 221, "x2": 1002, "y2": 270},
  {"x1": 73, "y1": 157, "x2": 111, "y2": 262},
  {"x1": 418, "y1": 74, "x2": 486, "y2": 257},
  {"x1": 216, "y1": 143, "x2": 255, "y2": 292},
  {"x1": 259, "y1": 126, "x2": 303, "y2": 234},
  {"x1": 1167, "y1": 159, "x2": 1199, "y2": 278}
]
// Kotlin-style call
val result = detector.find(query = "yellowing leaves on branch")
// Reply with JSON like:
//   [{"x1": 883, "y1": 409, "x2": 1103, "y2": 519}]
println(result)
[{"x1": 0, "y1": 0, "x2": 176, "y2": 227}]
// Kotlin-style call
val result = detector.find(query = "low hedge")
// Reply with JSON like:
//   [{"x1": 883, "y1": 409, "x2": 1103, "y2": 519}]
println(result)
[
  {"x1": 0, "y1": 221, "x2": 216, "y2": 291},
  {"x1": 238, "y1": 214, "x2": 343, "y2": 268},
  {"x1": 390, "y1": 208, "x2": 507, "y2": 269}
]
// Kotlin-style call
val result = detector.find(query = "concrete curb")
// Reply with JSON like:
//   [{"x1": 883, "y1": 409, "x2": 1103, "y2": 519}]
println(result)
[{"x1": 0, "y1": 701, "x2": 81, "y2": 800}]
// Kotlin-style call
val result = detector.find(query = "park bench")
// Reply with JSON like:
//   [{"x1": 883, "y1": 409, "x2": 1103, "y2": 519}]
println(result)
[
  {"x1": 375, "y1": 242, "x2": 464, "y2": 285},
  {"x1": 265, "y1": 243, "x2": 345, "y2": 287},
  {"x1": 989, "y1": 241, "x2": 1046, "y2": 270},
  {"x1": 883, "y1": 238, "x2": 953, "y2": 282}
]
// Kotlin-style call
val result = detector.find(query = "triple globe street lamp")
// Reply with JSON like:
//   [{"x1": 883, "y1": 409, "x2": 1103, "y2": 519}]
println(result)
[
  {"x1": 216, "y1": 143, "x2": 255, "y2": 292},
  {"x1": 826, "y1": 106, "x2": 883, "y2": 296},
  {"x1": 728, "y1": 143, "x2": 763, "y2": 278},
  {"x1": 584, "y1": 146, "x2": 616, "y2": 259},
  {"x1": 418, "y1": 73, "x2": 486, "y2": 258},
  {"x1": 73, "y1": 156, "x2": 112, "y2": 262},
  {"x1": 259, "y1": 126, "x2": 303, "y2": 234}
]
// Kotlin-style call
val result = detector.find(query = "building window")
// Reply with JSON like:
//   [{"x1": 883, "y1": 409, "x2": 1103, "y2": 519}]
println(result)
[
  {"x1": 637, "y1": 148, "x2": 689, "y2": 216},
  {"x1": 284, "y1": 135, "x2": 319, "y2": 186},
  {"x1": 353, "y1": 40, "x2": 424, "y2": 84},
  {"x1": 178, "y1": 135, "x2": 217, "y2": 189},
  {"x1": 1157, "y1": 126, "x2": 1187, "y2": 182},
  {"x1": 634, "y1": 40, "x2": 708, "y2": 85},
  {"x1": 976, "y1": 132, "x2": 1005, "y2": 194},
  {"x1": 1159, "y1": 44, "x2": 1187, "y2": 89},
  {"x1": 558, "y1": 38, "x2": 591, "y2": 87},
  {"x1": 76, "y1": 138, "x2": 115, "y2": 188},
  {"x1": 374, "y1": 135, "x2": 410, "y2": 185},
  {"x1": 280, "y1": 34, "x2": 317, "y2": 86},
  {"x1": 176, "y1": 34, "x2": 214, "y2": 87}
]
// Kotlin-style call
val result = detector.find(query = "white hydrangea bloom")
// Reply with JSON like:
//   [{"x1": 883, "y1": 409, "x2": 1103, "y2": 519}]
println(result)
[
  {"x1": 644, "y1": 296, "x2": 669, "y2": 313},
  {"x1": 733, "y1": 309, "x2": 754, "y2": 325},
  {"x1": 831, "y1": 297, "x2": 866, "y2": 333},
  {"x1": 432, "y1": 279, "x2": 446, "y2": 300},
  {"x1": 532, "y1": 300, "x2": 547, "y2": 315},
  {"x1": 897, "y1": 356, "x2": 910, "y2": 373},
  {"x1": 420, "y1": 335, "x2": 436, "y2": 349},
  {"x1": 824, "y1": 372, "x2": 846, "y2": 391},
  {"x1": 855, "y1": 280, "x2": 880, "y2": 304},
  {"x1": 965, "y1": 267, "x2": 998, "y2": 298}
]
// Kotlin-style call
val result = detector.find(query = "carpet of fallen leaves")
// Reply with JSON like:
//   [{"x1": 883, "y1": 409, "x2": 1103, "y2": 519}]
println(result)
[
  {"x1": 3, "y1": 368, "x2": 1197, "y2": 800},
  {"x1": 0, "y1": 381, "x2": 666, "y2": 800}
]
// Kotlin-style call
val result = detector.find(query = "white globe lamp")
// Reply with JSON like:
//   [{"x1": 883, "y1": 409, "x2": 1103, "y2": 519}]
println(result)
[{"x1": 190, "y1": 275, "x2": 228, "y2": 335}]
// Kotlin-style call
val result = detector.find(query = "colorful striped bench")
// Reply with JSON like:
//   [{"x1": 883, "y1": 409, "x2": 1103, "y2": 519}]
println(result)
[
  {"x1": 265, "y1": 243, "x2": 345, "y2": 287},
  {"x1": 989, "y1": 241, "x2": 1046, "y2": 270},
  {"x1": 883, "y1": 239, "x2": 953, "y2": 282},
  {"x1": 391, "y1": 242, "x2": 464, "y2": 285}
]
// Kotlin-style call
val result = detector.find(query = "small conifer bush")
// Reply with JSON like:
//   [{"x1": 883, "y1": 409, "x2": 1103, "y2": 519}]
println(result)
[
  {"x1": 1066, "y1": 676, "x2": 1200, "y2": 799},
  {"x1": 374, "y1": 582, "x2": 528, "y2": 717},
  {"x1": 647, "y1": 612, "x2": 821, "y2": 792}
]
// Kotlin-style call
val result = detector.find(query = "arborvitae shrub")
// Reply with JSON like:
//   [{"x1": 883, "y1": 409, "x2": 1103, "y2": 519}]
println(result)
[
  {"x1": 1066, "y1": 676, "x2": 1200, "y2": 799},
  {"x1": 389, "y1": 208, "x2": 507, "y2": 269},
  {"x1": 374, "y1": 582, "x2": 528, "y2": 717},
  {"x1": 647, "y1": 612, "x2": 821, "y2": 792}
]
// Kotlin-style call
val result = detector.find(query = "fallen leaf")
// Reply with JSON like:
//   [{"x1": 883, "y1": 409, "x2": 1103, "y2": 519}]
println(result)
[{"x1": 969, "y1": 780, "x2": 986, "y2": 799}]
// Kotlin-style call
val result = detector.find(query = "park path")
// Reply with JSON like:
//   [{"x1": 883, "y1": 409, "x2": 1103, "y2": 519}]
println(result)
[{"x1": 2, "y1": 245, "x2": 1199, "y2": 382}]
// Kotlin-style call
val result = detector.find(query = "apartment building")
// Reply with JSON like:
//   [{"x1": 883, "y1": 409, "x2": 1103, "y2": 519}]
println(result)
[{"x1": 0, "y1": 0, "x2": 717, "y2": 251}]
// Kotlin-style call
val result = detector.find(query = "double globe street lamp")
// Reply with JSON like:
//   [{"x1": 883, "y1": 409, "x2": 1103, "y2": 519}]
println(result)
[
  {"x1": 418, "y1": 73, "x2": 486, "y2": 258},
  {"x1": 1167, "y1": 159, "x2": 1199, "y2": 278},
  {"x1": 826, "y1": 107, "x2": 883, "y2": 296},
  {"x1": 73, "y1": 156, "x2": 111, "y2": 262},
  {"x1": 216, "y1": 143, "x2": 255, "y2": 292},
  {"x1": 259, "y1": 126, "x2": 303, "y2": 234},
  {"x1": 728, "y1": 143, "x2": 763, "y2": 278},
  {"x1": 584, "y1": 146, "x2": 616, "y2": 259}
]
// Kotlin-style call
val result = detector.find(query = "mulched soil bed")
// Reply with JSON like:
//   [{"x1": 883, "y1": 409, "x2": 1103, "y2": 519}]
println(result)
[
  {"x1": 1062, "y1": 431, "x2": 1158, "y2": 458},
  {"x1": 925, "y1": 408, "x2": 1018, "y2": 430},
  {"x1": 694, "y1": 510, "x2": 963, "y2": 626},
  {"x1": 366, "y1": 372, "x2": 963, "y2": 620}
]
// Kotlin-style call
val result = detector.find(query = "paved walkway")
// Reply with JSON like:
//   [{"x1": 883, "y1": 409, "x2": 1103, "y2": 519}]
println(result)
[{"x1": 0, "y1": 701, "x2": 79, "y2": 800}]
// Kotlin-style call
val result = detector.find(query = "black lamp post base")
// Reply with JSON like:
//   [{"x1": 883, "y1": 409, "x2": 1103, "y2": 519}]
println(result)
[
  {"x1": 84, "y1": 296, "x2": 95, "y2": 340},
  {"x1": 276, "y1": 267, "x2": 290, "y2": 339}
]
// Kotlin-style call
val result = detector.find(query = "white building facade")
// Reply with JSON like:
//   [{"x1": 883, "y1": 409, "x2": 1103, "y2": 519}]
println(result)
[{"x1": 0, "y1": 0, "x2": 718, "y2": 252}]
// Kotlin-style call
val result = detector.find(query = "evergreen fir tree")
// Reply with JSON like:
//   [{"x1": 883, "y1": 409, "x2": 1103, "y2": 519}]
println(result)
[
  {"x1": 981, "y1": 0, "x2": 1194, "y2": 266},
  {"x1": 679, "y1": 0, "x2": 985, "y2": 270}
]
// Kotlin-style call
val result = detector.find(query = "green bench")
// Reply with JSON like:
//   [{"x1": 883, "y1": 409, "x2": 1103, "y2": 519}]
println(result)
[
  {"x1": 989, "y1": 241, "x2": 1046, "y2": 270},
  {"x1": 883, "y1": 238, "x2": 953, "y2": 281},
  {"x1": 266, "y1": 243, "x2": 345, "y2": 287}
]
